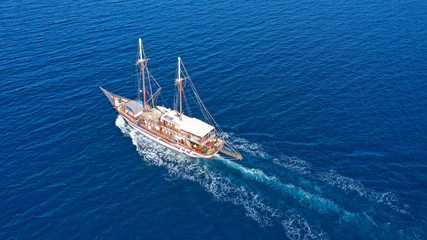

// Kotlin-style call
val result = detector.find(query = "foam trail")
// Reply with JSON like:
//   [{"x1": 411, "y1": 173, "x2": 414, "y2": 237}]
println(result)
[
  {"x1": 272, "y1": 156, "x2": 410, "y2": 215},
  {"x1": 282, "y1": 215, "x2": 329, "y2": 240},
  {"x1": 218, "y1": 157, "x2": 363, "y2": 224},
  {"x1": 115, "y1": 116, "x2": 328, "y2": 240},
  {"x1": 316, "y1": 170, "x2": 410, "y2": 215},
  {"x1": 231, "y1": 138, "x2": 409, "y2": 216},
  {"x1": 223, "y1": 137, "x2": 416, "y2": 239},
  {"x1": 225, "y1": 134, "x2": 270, "y2": 159},
  {"x1": 272, "y1": 156, "x2": 312, "y2": 176}
]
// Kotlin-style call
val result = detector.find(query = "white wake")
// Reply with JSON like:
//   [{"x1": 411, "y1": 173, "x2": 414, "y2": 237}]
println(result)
[{"x1": 115, "y1": 115, "x2": 328, "y2": 240}]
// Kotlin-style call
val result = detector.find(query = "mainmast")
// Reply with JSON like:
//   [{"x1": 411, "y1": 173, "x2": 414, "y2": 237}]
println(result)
[
  {"x1": 137, "y1": 38, "x2": 149, "y2": 110},
  {"x1": 176, "y1": 57, "x2": 183, "y2": 120}
]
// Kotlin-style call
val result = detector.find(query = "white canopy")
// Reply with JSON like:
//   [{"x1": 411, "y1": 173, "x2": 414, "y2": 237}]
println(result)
[{"x1": 161, "y1": 110, "x2": 214, "y2": 138}]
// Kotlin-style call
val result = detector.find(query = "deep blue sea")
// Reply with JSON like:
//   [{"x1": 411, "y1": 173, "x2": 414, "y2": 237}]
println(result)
[{"x1": 1, "y1": 0, "x2": 426, "y2": 239}]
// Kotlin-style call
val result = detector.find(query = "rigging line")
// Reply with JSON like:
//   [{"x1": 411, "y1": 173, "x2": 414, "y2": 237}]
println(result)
[
  {"x1": 140, "y1": 41, "x2": 147, "y2": 59},
  {"x1": 187, "y1": 77, "x2": 214, "y2": 126},
  {"x1": 159, "y1": 94, "x2": 169, "y2": 108},
  {"x1": 147, "y1": 71, "x2": 154, "y2": 107},
  {"x1": 146, "y1": 88, "x2": 161, "y2": 104},
  {"x1": 181, "y1": 69, "x2": 210, "y2": 123},
  {"x1": 146, "y1": 68, "x2": 161, "y2": 88},
  {"x1": 136, "y1": 65, "x2": 142, "y2": 101},
  {"x1": 174, "y1": 84, "x2": 178, "y2": 111},
  {"x1": 188, "y1": 78, "x2": 217, "y2": 127},
  {"x1": 206, "y1": 109, "x2": 239, "y2": 153},
  {"x1": 190, "y1": 86, "x2": 210, "y2": 124},
  {"x1": 187, "y1": 79, "x2": 239, "y2": 154},
  {"x1": 135, "y1": 65, "x2": 138, "y2": 100},
  {"x1": 173, "y1": 66, "x2": 179, "y2": 111},
  {"x1": 142, "y1": 62, "x2": 152, "y2": 101},
  {"x1": 180, "y1": 69, "x2": 209, "y2": 122},
  {"x1": 144, "y1": 66, "x2": 162, "y2": 107},
  {"x1": 186, "y1": 86, "x2": 205, "y2": 120},
  {"x1": 186, "y1": 73, "x2": 217, "y2": 127},
  {"x1": 182, "y1": 88, "x2": 192, "y2": 117},
  {"x1": 180, "y1": 59, "x2": 240, "y2": 157},
  {"x1": 153, "y1": 91, "x2": 161, "y2": 104},
  {"x1": 136, "y1": 51, "x2": 142, "y2": 101}
]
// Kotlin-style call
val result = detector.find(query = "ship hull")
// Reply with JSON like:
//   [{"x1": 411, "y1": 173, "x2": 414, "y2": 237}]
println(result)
[{"x1": 120, "y1": 113, "x2": 216, "y2": 159}]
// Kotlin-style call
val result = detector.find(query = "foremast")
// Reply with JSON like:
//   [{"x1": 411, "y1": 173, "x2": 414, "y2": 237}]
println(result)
[
  {"x1": 136, "y1": 38, "x2": 150, "y2": 111},
  {"x1": 175, "y1": 57, "x2": 184, "y2": 120}
]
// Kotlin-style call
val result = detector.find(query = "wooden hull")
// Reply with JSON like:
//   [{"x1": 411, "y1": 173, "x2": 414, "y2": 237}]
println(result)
[
  {"x1": 100, "y1": 86, "x2": 241, "y2": 160},
  {"x1": 119, "y1": 111, "x2": 218, "y2": 159}
]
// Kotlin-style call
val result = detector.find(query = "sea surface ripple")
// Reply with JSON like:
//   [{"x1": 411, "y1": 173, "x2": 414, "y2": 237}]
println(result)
[{"x1": 0, "y1": 0, "x2": 426, "y2": 239}]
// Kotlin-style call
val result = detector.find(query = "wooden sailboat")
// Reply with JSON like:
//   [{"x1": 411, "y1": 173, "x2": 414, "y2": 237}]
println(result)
[{"x1": 101, "y1": 38, "x2": 242, "y2": 160}]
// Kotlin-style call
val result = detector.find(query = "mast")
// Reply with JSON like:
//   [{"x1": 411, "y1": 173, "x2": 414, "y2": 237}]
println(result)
[
  {"x1": 178, "y1": 57, "x2": 183, "y2": 120},
  {"x1": 137, "y1": 38, "x2": 148, "y2": 110}
]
